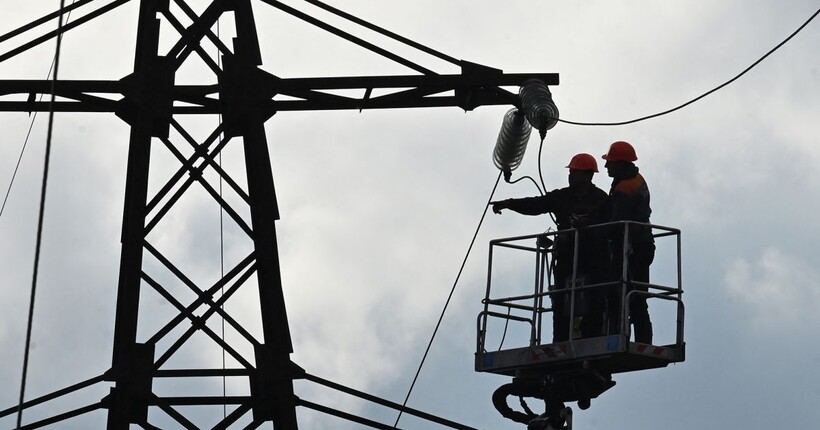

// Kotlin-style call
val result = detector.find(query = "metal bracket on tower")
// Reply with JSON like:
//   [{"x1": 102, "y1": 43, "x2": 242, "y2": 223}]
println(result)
[
  {"x1": 116, "y1": 56, "x2": 175, "y2": 138},
  {"x1": 250, "y1": 345, "x2": 303, "y2": 427},
  {"x1": 219, "y1": 54, "x2": 278, "y2": 137},
  {"x1": 456, "y1": 60, "x2": 506, "y2": 111},
  {"x1": 103, "y1": 343, "x2": 155, "y2": 428}
]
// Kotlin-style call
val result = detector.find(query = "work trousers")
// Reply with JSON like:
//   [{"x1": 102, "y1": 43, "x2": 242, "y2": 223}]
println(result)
[
  {"x1": 607, "y1": 242, "x2": 655, "y2": 343},
  {"x1": 551, "y1": 267, "x2": 606, "y2": 342}
]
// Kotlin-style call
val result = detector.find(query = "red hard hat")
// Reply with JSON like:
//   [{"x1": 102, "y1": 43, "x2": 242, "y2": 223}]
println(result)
[
  {"x1": 602, "y1": 141, "x2": 638, "y2": 162},
  {"x1": 565, "y1": 153, "x2": 598, "y2": 172}
]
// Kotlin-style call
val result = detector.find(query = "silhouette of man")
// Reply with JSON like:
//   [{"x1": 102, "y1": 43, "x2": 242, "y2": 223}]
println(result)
[
  {"x1": 492, "y1": 153, "x2": 608, "y2": 341},
  {"x1": 600, "y1": 141, "x2": 654, "y2": 344}
]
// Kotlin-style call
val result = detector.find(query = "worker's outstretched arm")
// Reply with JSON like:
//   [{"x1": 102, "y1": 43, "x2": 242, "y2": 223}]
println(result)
[{"x1": 491, "y1": 194, "x2": 554, "y2": 215}]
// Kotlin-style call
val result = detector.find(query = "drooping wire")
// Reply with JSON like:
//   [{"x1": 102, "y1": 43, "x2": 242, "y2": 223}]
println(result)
[
  {"x1": 0, "y1": 116, "x2": 38, "y2": 219},
  {"x1": 534, "y1": 136, "x2": 557, "y2": 228},
  {"x1": 394, "y1": 171, "x2": 502, "y2": 428},
  {"x1": 1, "y1": 0, "x2": 77, "y2": 220},
  {"x1": 498, "y1": 135, "x2": 550, "y2": 352},
  {"x1": 497, "y1": 306, "x2": 512, "y2": 351},
  {"x1": 558, "y1": 7, "x2": 820, "y2": 127},
  {"x1": 536, "y1": 138, "x2": 546, "y2": 196},
  {"x1": 504, "y1": 175, "x2": 542, "y2": 195},
  {"x1": 16, "y1": 1, "x2": 66, "y2": 428}
]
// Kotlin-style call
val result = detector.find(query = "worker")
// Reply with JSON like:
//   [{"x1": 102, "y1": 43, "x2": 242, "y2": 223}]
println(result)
[
  {"x1": 600, "y1": 141, "x2": 655, "y2": 344},
  {"x1": 492, "y1": 153, "x2": 609, "y2": 341}
]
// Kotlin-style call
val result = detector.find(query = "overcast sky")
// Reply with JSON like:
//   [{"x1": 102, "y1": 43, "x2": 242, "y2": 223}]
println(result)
[{"x1": 1, "y1": 1, "x2": 820, "y2": 429}]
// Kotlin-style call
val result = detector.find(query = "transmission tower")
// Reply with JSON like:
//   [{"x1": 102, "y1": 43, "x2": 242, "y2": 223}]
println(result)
[{"x1": 0, "y1": 0, "x2": 557, "y2": 428}]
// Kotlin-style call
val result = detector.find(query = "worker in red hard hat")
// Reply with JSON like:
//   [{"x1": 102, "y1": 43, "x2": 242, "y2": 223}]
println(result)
[
  {"x1": 492, "y1": 153, "x2": 609, "y2": 342},
  {"x1": 566, "y1": 152, "x2": 599, "y2": 173},
  {"x1": 600, "y1": 140, "x2": 654, "y2": 344}
]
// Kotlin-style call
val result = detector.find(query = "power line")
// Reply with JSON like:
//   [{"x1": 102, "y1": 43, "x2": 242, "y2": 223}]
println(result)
[
  {"x1": 0, "y1": 115, "x2": 38, "y2": 218},
  {"x1": 382, "y1": 7, "x2": 820, "y2": 420},
  {"x1": 301, "y1": 0, "x2": 461, "y2": 66},
  {"x1": 0, "y1": 1, "x2": 79, "y2": 219},
  {"x1": 394, "y1": 171, "x2": 502, "y2": 427},
  {"x1": 16, "y1": 1, "x2": 67, "y2": 428},
  {"x1": 558, "y1": 7, "x2": 820, "y2": 127}
]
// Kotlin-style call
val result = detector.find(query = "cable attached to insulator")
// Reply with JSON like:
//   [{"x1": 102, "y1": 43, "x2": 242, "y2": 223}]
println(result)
[
  {"x1": 520, "y1": 79, "x2": 559, "y2": 141},
  {"x1": 394, "y1": 172, "x2": 503, "y2": 428}
]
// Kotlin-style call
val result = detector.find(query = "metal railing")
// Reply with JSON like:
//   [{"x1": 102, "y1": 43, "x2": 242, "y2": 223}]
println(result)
[{"x1": 477, "y1": 221, "x2": 684, "y2": 356}]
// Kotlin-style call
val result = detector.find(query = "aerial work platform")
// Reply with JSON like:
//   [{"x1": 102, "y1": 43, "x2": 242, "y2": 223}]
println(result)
[
  {"x1": 476, "y1": 222, "x2": 685, "y2": 427},
  {"x1": 477, "y1": 333, "x2": 684, "y2": 377}
]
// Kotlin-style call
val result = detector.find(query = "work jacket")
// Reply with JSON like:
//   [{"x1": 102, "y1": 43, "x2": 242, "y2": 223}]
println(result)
[
  {"x1": 502, "y1": 185, "x2": 608, "y2": 279},
  {"x1": 605, "y1": 165, "x2": 653, "y2": 245}
]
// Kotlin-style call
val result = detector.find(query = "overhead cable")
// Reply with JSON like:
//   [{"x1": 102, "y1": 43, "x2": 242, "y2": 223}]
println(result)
[
  {"x1": 559, "y1": 7, "x2": 820, "y2": 126},
  {"x1": 301, "y1": 0, "x2": 461, "y2": 66},
  {"x1": 394, "y1": 171, "x2": 502, "y2": 427},
  {"x1": 0, "y1": 0, "x2": 91, "y2": 44},
  {"x1": 0, "y1": 0, "x2": 131, "y2": 64},
  {"x1": 16, "y1": 2, "x2": 67, "y2": 428},
  {"x1": 0, "y1": 117, "x2": 37, "y2": 219},
  {"x1": 303, "y1": 372, "x2": 479, "y2": 430},
  {"x1": 0, "y1": 3, "x2": 80, "y2": 220},
  {"x1": 261, "y1": 0, "x2": 436, "y2": 75}
]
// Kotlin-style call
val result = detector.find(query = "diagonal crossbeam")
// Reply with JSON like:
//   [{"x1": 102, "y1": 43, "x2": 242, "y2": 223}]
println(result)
[
  {"x1": 166, "y1": 0, "x2": 231, "y2": 69},
  {"x1": 169, "y1": 119, "x2": 250, "y2": 204},
  {"x1": 142, "y1": 244, "x2": 260, "y2": 349},
  {"x1": 151, "y1": 394, "x2": 199, "y2": 430},
  {"x1": 171, "y1": 0, "x2": 232, "y2": 55},
  {"x1": 140, "y1": 269, "x2": 256, "y2": 369},
  {"x1": 144, "y1": 122, "x2": 226, "y2": 213},
  {"x1": 144, "y1": 130, "x2": 253, "y2": 237},
  {"x1": 212, "y1": 402, "x2": 254, "y2": 430},
  {"x1": 161, "y1": 9, "x2": 222, "y2": 75}
]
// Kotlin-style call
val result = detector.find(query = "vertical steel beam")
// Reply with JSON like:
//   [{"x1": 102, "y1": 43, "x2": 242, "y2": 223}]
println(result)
[
  {"x1": 228, "y1": 1, "x2": 297, "y2": 427},
  {"x1": 107, "y1": 0, "x2": 163, "y2": 428},
  {"x1": 243, "y1": 121, "x2": 298, "y2": 427}
]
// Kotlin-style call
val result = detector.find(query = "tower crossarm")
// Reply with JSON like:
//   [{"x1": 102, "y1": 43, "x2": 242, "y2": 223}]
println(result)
[{"x1": 0, "y1": 71, "x2": 558, "y2": 114}]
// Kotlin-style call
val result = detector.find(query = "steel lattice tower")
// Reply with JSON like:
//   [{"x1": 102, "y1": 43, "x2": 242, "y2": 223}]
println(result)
[{"x1": 0, "y1": 0, "x2": 557, "y2": 428}]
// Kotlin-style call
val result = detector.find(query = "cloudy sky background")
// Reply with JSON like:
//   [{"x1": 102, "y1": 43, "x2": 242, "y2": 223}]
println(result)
[{"x1": 1, "y1": 0, "x2": 820, "y2": 429}]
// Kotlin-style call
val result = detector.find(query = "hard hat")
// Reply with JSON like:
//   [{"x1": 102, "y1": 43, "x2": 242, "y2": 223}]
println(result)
[
  {"x1": 602, "y1": 141, "x2": 638, "y2": 162},
  {"x1": 566, "y1": 153, "x2": 599, "y2": 172}
]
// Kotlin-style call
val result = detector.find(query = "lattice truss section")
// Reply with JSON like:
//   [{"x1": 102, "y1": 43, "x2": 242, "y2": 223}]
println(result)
[{"x1": 0, "y1": 0, "x2": 557, "y2": 428}]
